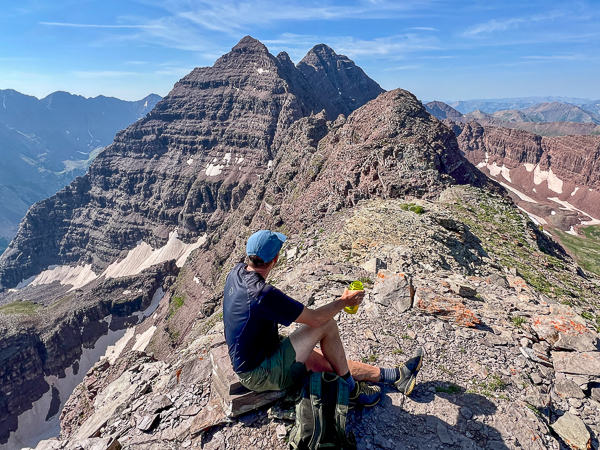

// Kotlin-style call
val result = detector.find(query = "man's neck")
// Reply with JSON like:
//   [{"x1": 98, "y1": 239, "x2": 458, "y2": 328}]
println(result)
[{"x1": 245, "y1": 264, "x2": 272, "y2": 280}]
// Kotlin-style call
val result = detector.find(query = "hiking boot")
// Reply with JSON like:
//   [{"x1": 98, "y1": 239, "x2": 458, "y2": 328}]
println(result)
[
  {"x1": 349, "y1": 382, "x2": 382, "y2": 409},
  {"x1": 394, "y1": 347, "x2": 424, "y2": 396}
]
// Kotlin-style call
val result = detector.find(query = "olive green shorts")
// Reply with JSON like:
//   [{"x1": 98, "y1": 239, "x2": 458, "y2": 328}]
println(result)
[{"x1": 237, "y1": 336, "x2": 307, "y2": 392}]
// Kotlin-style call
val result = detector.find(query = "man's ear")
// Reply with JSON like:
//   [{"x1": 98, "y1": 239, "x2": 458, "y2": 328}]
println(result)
[{"x1": 272, "y1": 254, "x2": 279, "y2": 266}]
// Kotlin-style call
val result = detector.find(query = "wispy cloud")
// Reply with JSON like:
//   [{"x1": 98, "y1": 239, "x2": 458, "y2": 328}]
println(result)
[
  {"x1": 73, "y1": 70, "x2": 142, "y2": 78},
  {"x1": 262, "y1": 32, "x2": 440, "y2": 61},
  {"x1": 124, "y1": 61, "x2": 149, "y2": 65},
  {"x1": 39, "y1": 22, "x2": 163, "y2": 29},
  {"x1": 383, "y1": 65, "x2": 421, "y2": 71},
  {"x1": 138, "y1": 0, "x2": 438, "y2": 35},
  {"x1": 408, "y1": 27, "x2": 438, "y2": 31},
  {"x1": 521, "y1": 54, "x2": 585, "y2": 60},
  {"x1": 462, "y1": 13, "x2": 563, "y2": 37}
]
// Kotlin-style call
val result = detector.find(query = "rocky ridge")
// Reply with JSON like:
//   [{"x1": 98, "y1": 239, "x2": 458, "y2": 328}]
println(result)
[
  {"x1": 34, "y1": 88, "x2": 600, "y2": 449},
  {"x1": 34, "y1": 187, "x2": 600, "y2": 450}
]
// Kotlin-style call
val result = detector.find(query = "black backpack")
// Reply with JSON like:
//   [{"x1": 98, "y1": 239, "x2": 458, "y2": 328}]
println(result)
[{"x1": 289, "y1": 372, "x2": 357, "y2": 450}]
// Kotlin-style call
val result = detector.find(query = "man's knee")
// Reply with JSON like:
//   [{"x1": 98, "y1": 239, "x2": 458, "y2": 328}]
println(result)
[{"x1": 321, "y1": 318, "x2": 339, "y2": 335}]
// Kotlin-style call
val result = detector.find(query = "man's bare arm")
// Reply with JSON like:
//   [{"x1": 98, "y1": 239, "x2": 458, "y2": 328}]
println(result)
[{"x1": 295, "y1": 288, "x2": 364, "y2": 328}]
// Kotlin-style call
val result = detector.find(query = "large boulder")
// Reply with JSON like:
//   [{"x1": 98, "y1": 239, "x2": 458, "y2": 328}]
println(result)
[{"x1": 372, "y1": 271, "x2": 414, "y2": 313}]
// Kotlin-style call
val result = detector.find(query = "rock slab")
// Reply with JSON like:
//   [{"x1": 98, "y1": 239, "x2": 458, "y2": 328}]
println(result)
[
  {"x1": 210, "y1": 345, "x2": 285, "y2": 417},
  {"x1": 552, "y1": 412, "x2": 591, "y2": 450}
]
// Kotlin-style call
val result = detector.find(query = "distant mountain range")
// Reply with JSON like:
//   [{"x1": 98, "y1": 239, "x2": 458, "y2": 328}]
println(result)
[
  {"x1": 425, "y1": 100, "x2": 600, "y2": 136},
  {"x1": 0, "y1": 90, "x2": 161, "y2": 244},
  {"x1": 435, "y1": 96, "x2": 599, "y2": 115}
]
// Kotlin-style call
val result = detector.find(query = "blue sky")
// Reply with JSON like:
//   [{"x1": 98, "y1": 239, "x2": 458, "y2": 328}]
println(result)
[{"x1": 1, "y1": 0, "x2": 599, "y2": 102}]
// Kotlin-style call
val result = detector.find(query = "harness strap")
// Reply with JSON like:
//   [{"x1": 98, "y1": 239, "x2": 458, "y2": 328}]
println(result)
[{"x1": 308, "y1": 372, "x2": 323, "y2": 450}]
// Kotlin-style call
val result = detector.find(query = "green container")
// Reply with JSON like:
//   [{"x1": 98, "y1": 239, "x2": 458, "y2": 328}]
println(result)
[{"x1": 344, "y1": 280, "x2": 363, "y2": 314}]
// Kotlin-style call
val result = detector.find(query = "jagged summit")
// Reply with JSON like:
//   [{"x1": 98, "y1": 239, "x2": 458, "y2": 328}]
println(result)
[
  {"x1": 297, "y1": 43, "x2": 385, "y2": 119},
  {"x1": 231, "y1": 35, "x2": 268, "y2": 52}
]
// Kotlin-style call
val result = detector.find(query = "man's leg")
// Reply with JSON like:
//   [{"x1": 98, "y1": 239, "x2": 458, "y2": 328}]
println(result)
[{"x1": 289, "y1": 320, "x2": 379, "y2": 382}]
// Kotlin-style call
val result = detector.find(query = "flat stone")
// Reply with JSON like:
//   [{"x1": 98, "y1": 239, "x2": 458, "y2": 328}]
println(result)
[
  {"x1": 34, "y1": 439, "x2": 63, "y2": 450},
  {"x1": 415, "y1": 288, "x2": 480, "y2": 327},
  {"x1": 554, "y1": 333, "x2": 600, "y2": 352},
  {"x1": 147, "y1": 394, "x2": 172, "y2": 413},
  {"x1": 136, "y1": 414, "x2": 159, "y2": 431},
  {"x1": 552, "y1": 412, "x2": 591, "y2": 450},
  {"x1": 361, "y1": 257, "x2": 387, "y2": 273},
  {"x1": 189, "y1": 394, "x2": 228, "y2": 436},
  {"x1": 460, "y1": 406, "x2": 473, "y2": 420},
  {"x1": 555, "y1": 380, "x2": 586, "y2": 399},
  {"x1": 373, "y1": 271, "x2": 414, "y2": 313},
  {"x1": 531, "y1": 304, "x2": 597, "y2": 349},
  {"x1": 436, "y1": 422, "x2": 453, "y2": 445},
  {"x1": 487, "y1": 273, "x2": 509, "y2": 288},
  {"x1": 552, "y1": 351, "x2": 600, "y2": 376},
  {"x1": 449, "y1": 281, "x2": 477, "y2": 298}
]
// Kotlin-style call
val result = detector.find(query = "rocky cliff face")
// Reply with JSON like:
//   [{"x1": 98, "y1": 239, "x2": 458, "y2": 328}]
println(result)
[
  {"x1": 0, "y1": 261, "x2": 177, "y2": 445},
  {"x1": 455, "y1": 121, "x2": 600, "y2": 228},
  {"x1": 0, "y1": 36, "x2": 383, "y2": 291}
]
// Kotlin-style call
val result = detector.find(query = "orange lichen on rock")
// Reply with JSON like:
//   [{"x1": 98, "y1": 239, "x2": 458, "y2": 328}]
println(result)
[{"x1": 414, "y1": 288, "x2": 480, "y2": 327}]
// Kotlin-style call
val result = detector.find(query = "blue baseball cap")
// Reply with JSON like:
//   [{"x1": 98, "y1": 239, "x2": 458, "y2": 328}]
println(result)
[{"x1": 246, "y1": 230, "x2": 287, "y2": 263}]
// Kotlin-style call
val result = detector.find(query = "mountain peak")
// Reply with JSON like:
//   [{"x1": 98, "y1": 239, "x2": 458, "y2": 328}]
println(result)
[
  {"x1": 231, "y1": 35, "x2": 269, "y2": 53},
  {"x1": 307, "y1": 43, "x2": 337, "y2": 57},
  {"x1": 297, "y1": 44, "x2": 384, "y2": 119}
]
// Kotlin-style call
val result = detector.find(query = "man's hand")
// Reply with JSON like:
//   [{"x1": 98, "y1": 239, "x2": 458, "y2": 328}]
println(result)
[
  {"x1": 296, "y1": 288, "x2": 365, "y2": 328},
  {"x1": 340, "y1": 288, "x2": 364, "y2": 307}
]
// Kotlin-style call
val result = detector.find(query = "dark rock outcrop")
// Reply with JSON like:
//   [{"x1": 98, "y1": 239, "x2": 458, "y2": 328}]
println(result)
[{"x1": 297, "y1": 44, "x2": 385, "y2": 120}]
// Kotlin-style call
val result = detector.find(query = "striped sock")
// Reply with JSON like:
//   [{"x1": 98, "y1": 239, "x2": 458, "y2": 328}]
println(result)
[
  {"x1": 379, "y1": 367, "x2": 400, "y2": 384},
  {"x1": 342, "y1": 371, "x2": 356, "y2": 393}
]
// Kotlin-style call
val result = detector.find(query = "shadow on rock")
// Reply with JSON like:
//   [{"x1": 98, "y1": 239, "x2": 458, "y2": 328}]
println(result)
[{"x1": 348, "y1": 380, "x2": 510, "y2": 450}]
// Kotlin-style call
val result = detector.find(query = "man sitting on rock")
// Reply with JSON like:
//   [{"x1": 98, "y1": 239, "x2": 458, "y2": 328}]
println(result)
[{"x1": 223, "y1": 230, "x2": 423, "y2": 408}]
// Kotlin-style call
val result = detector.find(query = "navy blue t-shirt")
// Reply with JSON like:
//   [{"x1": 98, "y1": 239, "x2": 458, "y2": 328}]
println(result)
[{"x1": 223, "y1": 263, "x2": 304, "y2": 373}]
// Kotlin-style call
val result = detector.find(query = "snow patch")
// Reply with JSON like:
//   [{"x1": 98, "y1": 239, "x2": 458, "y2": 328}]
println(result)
[
  {"x1": 524, "y1": 163, "x2": 535, "y2": 172},
  {"x1": 103, "y1": 232, "x2": 207, "y2": 279},
  {"x1": 566, "y1": 226, "x2": 577, "y2": 236},
  {"x1": 256, "y1": 68, "x2": 270, "y2": 74},
  {"x1": 27, "y1": 264, "x2": 98, "y2": 291},
  {"x1": 16, "y1": 274, "x2": 38, "y2": 289},
  {"x1": 533, "y1": 164, "x2": 563, "y2": 194},
  {"x1": 205, "y1": 163, "x2": 225, "y2": 176},
  {"x1": 223, "y1": 153, "x2": 231, "y2": 164},
  {"x1": 235, "y1": 156, "x2": 244, "y2": 164},
  {"x1": 498, "y1": 181, "x2": 537, "y2": 203},
  {"x1": 548, "y1": 197, "x2": 600, "y2": 225},
  {"x1": 267, "y1": 160, "x2": 273, "y2": 169},
  {"x1": 517, "y1": 206, "x2": 547, "y2": 225},
  {"x1": 132, "y1": 326, "x2": 157, "y2": 352},
  {"x1": 551, "y1": 211, "x2": 556, "y2": 215},
  {"x1": 187, "y1": 158, "x2": 194, "y2": 165},
  {"x1": 571, "y1": 187, "x2": 580, "y2": 196},
  {"x1": 193, "y1": 276, "x2": 200, "y2": 284}
]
